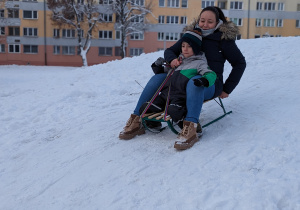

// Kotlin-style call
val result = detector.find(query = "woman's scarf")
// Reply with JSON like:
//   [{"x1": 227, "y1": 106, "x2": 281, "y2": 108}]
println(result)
[{"x1": 195, "y1": 20, "x2": 223, "y2": 37}]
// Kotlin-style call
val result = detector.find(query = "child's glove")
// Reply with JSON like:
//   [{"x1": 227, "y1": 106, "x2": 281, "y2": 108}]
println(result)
[
  {"x1": 154, "y1": 57, "x2": 165, "y2": 66},
  {"x1": 193, "y1": 78, "x2": 209, "y2": 87}
]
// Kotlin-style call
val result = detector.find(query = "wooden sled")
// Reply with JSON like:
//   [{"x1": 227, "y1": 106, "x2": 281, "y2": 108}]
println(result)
[{"x1": 141, "y1": 97, "x2": 232, "y2": 135}]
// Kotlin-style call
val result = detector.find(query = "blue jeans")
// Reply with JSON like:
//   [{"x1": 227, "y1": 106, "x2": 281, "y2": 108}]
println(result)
[
  {"x1": 133, "y1": 74, "x2": 215, "y2": 123},
  {"x1": 134, "y1": 73, "x2": 167, "y2": 115}
]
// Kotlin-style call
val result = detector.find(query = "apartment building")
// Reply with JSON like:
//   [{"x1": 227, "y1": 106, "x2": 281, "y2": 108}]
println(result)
[{"x1": 0, "y1": 0, "x2": 299, "y2": 66}]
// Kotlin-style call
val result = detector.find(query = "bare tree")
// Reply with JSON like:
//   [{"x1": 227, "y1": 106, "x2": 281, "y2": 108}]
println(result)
[
  {"x1": 47, "y1": 0, "x2": 102, "y2": 66},
  {"x1": 0, "y1": 1, "x2": 17, "y2": 42},
  {"x1": 111, "y1": 0, "x2": 153, "y2": 58}
]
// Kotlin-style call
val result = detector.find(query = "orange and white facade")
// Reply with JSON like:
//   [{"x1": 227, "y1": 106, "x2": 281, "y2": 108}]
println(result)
[{"x1": 0, "y1": 0, "x2": 299, "y2": 66}]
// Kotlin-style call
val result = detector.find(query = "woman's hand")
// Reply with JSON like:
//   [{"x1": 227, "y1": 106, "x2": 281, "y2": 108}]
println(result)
[
  {"x1": 170, "y1": 59, "x2": 182, "y2": 68},
  {"x1": 219, "y1": 91, "x2": 229, "y2": 99}
]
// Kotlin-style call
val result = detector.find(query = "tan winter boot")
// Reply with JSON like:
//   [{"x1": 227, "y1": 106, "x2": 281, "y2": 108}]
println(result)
[
  {"x1": 119, "y1": 114, "x2": 145, "y2": 140},
  {"x1": 196, "y1": 122, "x2": 203, "y2": 137},
  {"x1": 174, "y1": 121, "x2": 199, "y2": 150}
]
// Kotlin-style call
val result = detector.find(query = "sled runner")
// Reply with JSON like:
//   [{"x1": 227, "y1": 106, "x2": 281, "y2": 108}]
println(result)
[{"x1": 141, "y1": 97, "x2": 232, "y2": 134}]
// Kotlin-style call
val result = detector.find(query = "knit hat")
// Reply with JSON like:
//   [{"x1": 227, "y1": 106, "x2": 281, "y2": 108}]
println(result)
[{"x1": 180, "y1": 30, "x2": 202, "y2": 55}]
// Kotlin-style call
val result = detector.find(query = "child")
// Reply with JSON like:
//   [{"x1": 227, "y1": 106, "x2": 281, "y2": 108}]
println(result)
[{"x1": 139, "y1": 30, "x2": 217, "y2": 124}]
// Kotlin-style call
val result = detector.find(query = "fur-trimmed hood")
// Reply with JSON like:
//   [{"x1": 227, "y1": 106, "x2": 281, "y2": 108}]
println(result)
[{"x1": 183, "y1": 19, "x2": 240, "y2": 40}]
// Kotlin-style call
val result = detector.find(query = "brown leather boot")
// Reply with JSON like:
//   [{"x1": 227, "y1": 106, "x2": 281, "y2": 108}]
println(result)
[
  {"x1": 119, "y1": 114, "x2": 145, "y2": 140},
  {"x1": 196, "y1": 122, "x2": 203, "y2": 137},
  {"x1": 174, "y1": 121, "x2": 199, "y2": 150}
]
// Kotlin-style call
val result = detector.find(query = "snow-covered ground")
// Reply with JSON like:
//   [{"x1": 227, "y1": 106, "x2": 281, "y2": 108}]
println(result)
[{"x1": 1, "y1": 37, "x2": 300, "y2": 210}]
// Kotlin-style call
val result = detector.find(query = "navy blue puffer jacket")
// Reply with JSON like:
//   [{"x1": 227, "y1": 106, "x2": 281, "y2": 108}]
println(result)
[{"x1": 164, "y1": 21, "x2": 246, "y2": 98}]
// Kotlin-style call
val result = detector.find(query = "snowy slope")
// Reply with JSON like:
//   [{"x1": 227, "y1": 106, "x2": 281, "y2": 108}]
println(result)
[{"x1": 1, "y1": 37, "x2": 300, "y2": 210}]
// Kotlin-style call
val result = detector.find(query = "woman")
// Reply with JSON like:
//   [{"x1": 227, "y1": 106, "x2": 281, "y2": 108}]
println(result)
[{"x1": 119, "y1": 6, "x2": 246, "y2": 150}]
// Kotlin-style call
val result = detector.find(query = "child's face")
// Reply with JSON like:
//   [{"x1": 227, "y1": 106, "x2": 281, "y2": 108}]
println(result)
[{"x1": 181, "y1": 41, "x2": 194, "y2": 58}]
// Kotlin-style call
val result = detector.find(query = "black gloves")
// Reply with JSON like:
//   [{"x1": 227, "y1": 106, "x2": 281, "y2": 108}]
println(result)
[
  {"x1": 151, "y1": 57, "x2": 165, "y2": 74},
  {"x1": 193, "y1": 77, "x2": 209, "y2": 87},
  {"x1": 154, "y1": 57, "x2": 165, "y2": 66}
]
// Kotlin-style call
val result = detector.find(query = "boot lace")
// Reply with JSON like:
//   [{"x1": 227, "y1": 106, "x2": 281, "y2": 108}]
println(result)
[
  {"x1": 179, "y1": 124, "x2": 190, "y2": 138},
  {"x1": 124, "y1": 117, "x2": 133, "y2": 128}
]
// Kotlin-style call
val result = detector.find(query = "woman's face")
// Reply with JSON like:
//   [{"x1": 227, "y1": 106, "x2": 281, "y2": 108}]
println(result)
[{"x1": 198, "y1": 11, "x2": 217, "y2": 30}]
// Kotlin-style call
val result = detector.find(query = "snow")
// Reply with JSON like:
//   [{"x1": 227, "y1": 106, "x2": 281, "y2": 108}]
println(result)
[{"x1": 1, "y1": 37, "x2": 300, "y2": 210}]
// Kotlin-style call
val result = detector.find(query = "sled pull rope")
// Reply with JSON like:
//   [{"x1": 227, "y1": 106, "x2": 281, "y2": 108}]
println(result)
[
  {"x1": 163, "y1": 84, "x2": 172, "y2": 121},
  {"x1": 140, "y1": 67, "x2": 175, "y2": 118}
]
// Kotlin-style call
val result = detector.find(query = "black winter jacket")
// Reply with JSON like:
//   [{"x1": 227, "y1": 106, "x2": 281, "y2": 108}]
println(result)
[{"x1": 164, "y1": 21, "x2": 246, "y2": 98}]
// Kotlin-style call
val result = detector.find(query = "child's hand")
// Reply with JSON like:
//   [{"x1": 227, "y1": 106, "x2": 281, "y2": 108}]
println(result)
[{"x1": 170, "y1": 58, "x2": 182, "y2": 68}]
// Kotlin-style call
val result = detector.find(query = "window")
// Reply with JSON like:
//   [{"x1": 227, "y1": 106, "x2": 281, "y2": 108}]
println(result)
[
  {"x1": 99, "y1": 0, "x2": 113, "y2": 4},
  {"x1": 53, "y1": 29, "x2": 60, "y2": 38},
  {"x1": 230, "y1": 18, "x2": 242, "y2": 26},
  {"x1": 131, "y1": 15, "x2": 144, "y2": 23},
  {"x1": 0, "y1": 44, "x2": 5, "y2": 53},
  {"x1": 53, "y1": 45, "x2": 60, "y2": 54},
  {"x1": 256, "y1": 2, "x2": 263, "y2": 10},
  {"x1": 0, "y1": 9, "x2": 4, "y2": 18},
  {"x1": 99, "y1": 30, "x2": 112, "y2": 39},
  {"x1": 77, "y1": 0, "x2": 84, "y2": 4},
  {"x1": 262, "y1": 34, "x2": 272, "y2": 38},
  {"x1": 202, "y1": 1, "x2": 214, "y2": 9},
  {"x1": 236, "y1": 34, "x2": 241, "y2": 40},
  {"x1": 78, "y1": 29, "x2": 84, "y2": 37},
  {"x1": 181, "y1": 16, "x2": 187, "y2": 24},
  {"x1": 131, "y1": 0, "x2": 144, "y2": 6},
  {"x1": 158, "y1": 32, "x2": 180, "y2": 41},
  {"x1": 298, "y1": 4, "x2": 300, "y2": 11},
  {"x1": 78, "y1": 12, "x2": 84, "y2": 21},
  {"x1": 23, "y1": 45, "x2": 38, "y2": 53},
  {"x1": 256, "y1": 18, "x2": 262, "y2": 27},
  {"x1": 23, "y1": 10, "x2": 37, "y2": 19},
  {"x1": 182, "y1": 0, "x2": 187, "y2": 8},
  {"x1": 8, "y1": 9, "x2": 19, "y2": 18},
  {"x1": 275, "y1": 35, "x2": 282, "y2": 37},
  {"x1": 115, "y1": 30, "x2": 121, "y2": 39},
  {"x1": 158, "y1": 15, "x2": 165, "y2": 23},
  {"x1": 167, "y1": 0, "x2": 179, "y2": 8},
  {"x1": 165, "y1": 32, "x2": 180, "y2": 40},
  {"x1": 230, "y1": 1, "x2": 242, "y2": 10},
  {"x1": 62, "y1": 46, "x2": 75, "y2": 55},
  {"x1": 218, "y1": 2, "x2": 226, "y2": 9},
  {"x1": 8, "y1": 27, "x2": 20, "y2": 36},
  {"x1": 277, "y1": 19, "x2": 283, "y2": 27},
  {"x1": 130, "y1": 32, "x2": 144, "y2": 40},
  {"x1": 0, "y1": 27, "x2": 5, "y2": 35},
  {"x1": 115, "y1": 47, "x2": 120, "y2": 56},
  {"x1": 159, "y1": 0, "x2": 165, "y2": 7},
  {"x1": 264, "y1": 19, "x2": 275, "y2": 27},
  {"x1": 62, "y1": 29, "x2": 75, "y2": 38},
  {"x1": 278, "y1": 3, "x2": 284, "y2": 11},
  {"x1": 99, "y1": 47, "x2": 112, "y2": 56},
  {"x1": 100, "y1": 13, "x2": 113, "y2": 22},
  {"x1": 264, "y1": 2, "x2": 275, "y2": 11},
  {"x1": 23, "y1": 28, "x2": 38, "y2": 37},
  {"x1": 8, "y1": 44, "x2": 20, "y2": 53},
  {"x1": 158, "y1": 32, "x2": 164, "y2": 40},
  {"x1": 254, "y1": 34, "x2": 260, "y2": 38},
  {"x1": 296, "y1": 20, "x2": 300, "y2": 28},
  {"x1": 115, "y1": 47, "x2": 126, "y2": 56},
  {"x1": 130, "y1": 48, "x2": 143, "y2": 56},
  {"x1": 166, "y1": 16, "x2": 179, "y2": 24}
]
